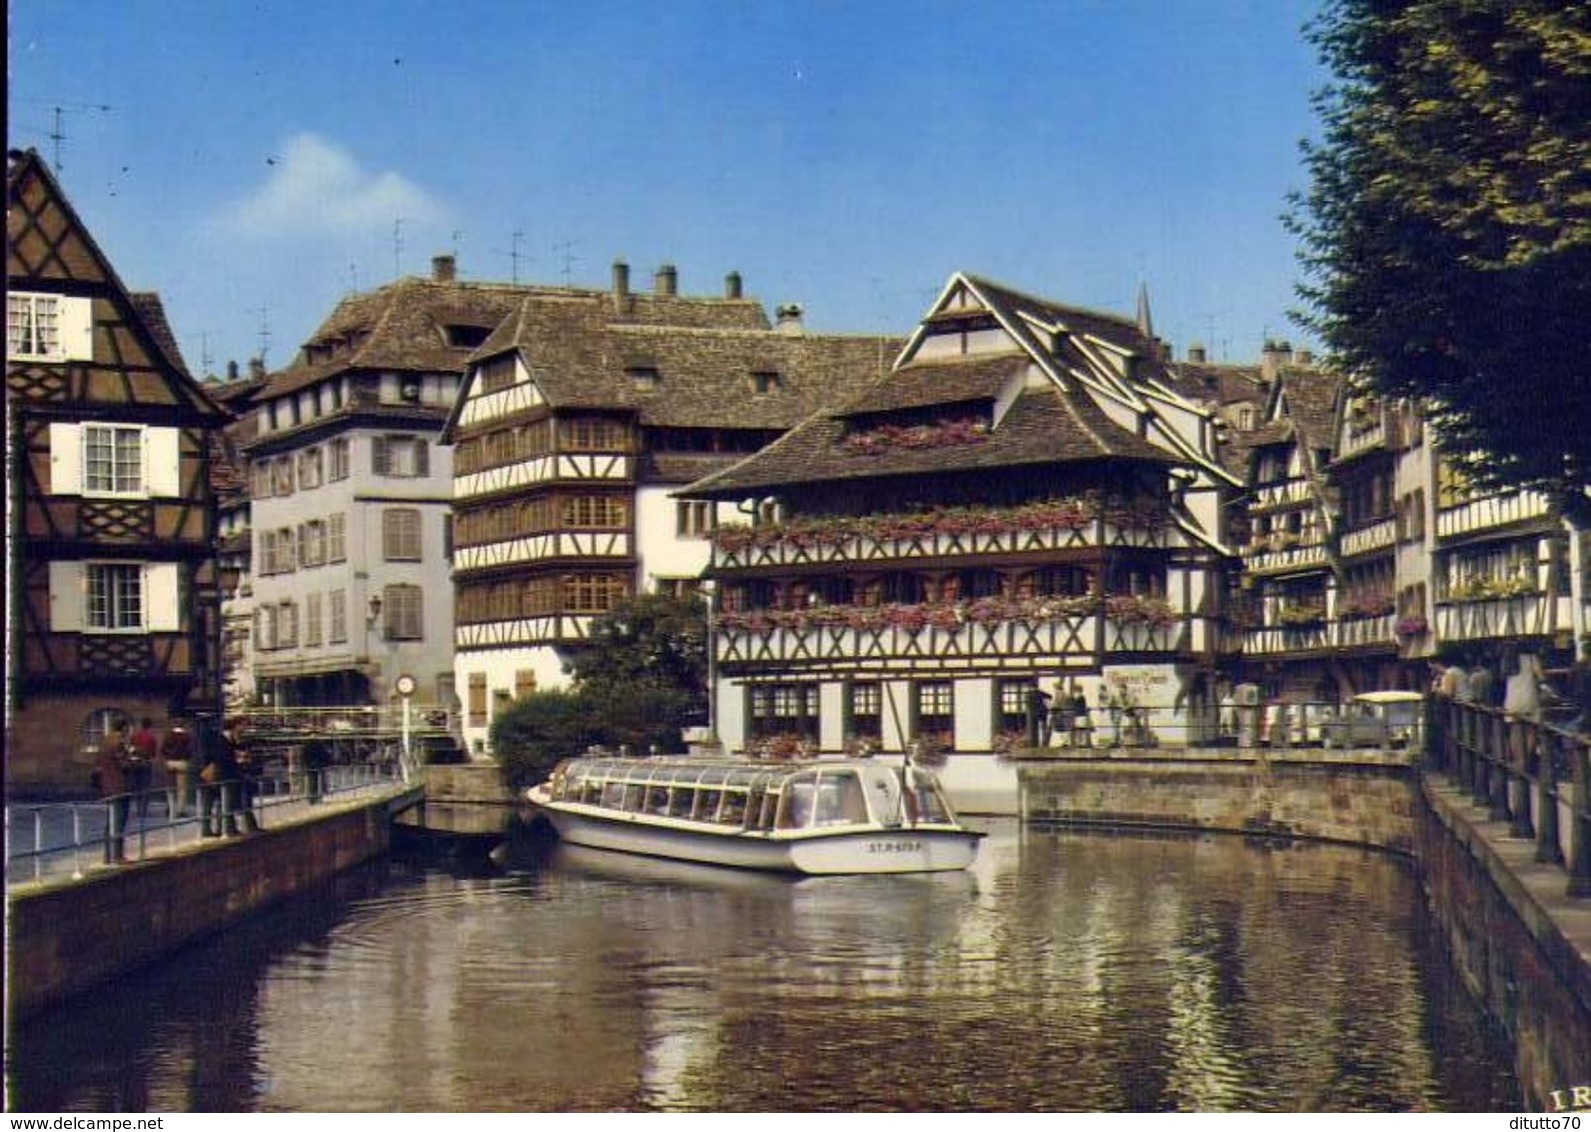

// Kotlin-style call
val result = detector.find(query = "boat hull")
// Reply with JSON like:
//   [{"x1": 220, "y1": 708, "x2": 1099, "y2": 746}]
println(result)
[{"x1": 536, "y1": 802, "x2": 981, "y2": 875}]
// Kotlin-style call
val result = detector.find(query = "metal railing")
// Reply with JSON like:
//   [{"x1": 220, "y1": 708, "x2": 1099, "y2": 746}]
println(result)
[
  {"x1": 5, "y1": 761, "x2": 408, "y2": 887},
  {"x1": 1426, "y1": 698, "x2": 1591, "y2": 899}
]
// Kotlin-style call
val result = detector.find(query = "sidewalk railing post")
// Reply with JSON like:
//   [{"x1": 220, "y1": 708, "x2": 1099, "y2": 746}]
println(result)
[
  {"x1": 1509, "y1": 719, "x2": 1536, "y2": 840},
  {"x1": 1568, "y1": 740, "x2": 1591, "y2": 899},
  {"x1": 1536, "y1": 728, "x2": 1564, "y2": 866}
]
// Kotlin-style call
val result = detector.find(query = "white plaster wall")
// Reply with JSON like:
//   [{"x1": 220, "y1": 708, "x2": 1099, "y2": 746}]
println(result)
[
  {"x1": 457, "y1": 645, "x2": 571, "y2": 754},
  {"x1": 635, "y1": 484, "x2": 713, "y2": 589},
  {"x1": 956, "y1": 678, "x2": 995, "y2": 752},
  {"x1": 819, "y1": 682, "x2": 847, "y2": 750}
]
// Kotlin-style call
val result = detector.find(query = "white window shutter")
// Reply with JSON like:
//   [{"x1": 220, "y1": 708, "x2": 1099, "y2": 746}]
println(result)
[
  {"x1": 48, "y1": 561, "x2": 85, "y2": 631},
  {"x1": 145, "y1": 562, "x2": 181, "y2": 631},
  {"x1": 60, "y1": 296, "x2": 95, "y2": 361},
  {"x1": 49, "y1": 422, "x2": 81, "y2": 495},
  {"x1": 145, "y1": 427, "x2": 181, "y2": 497}
]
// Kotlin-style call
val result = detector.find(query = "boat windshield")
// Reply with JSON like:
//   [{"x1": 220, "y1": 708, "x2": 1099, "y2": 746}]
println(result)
[{"x1": 904, "y1": 772, "x2": 953, "y2": 824}]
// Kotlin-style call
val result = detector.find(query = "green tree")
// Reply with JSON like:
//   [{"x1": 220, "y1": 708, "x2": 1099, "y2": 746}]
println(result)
[
  {"x1": 490, "y1": 593, "x2": 710, "y2": 789},
  {"x1": 1291, "y1": 0, "x2": 1591, "y2": 496},
  {"x1": 570, "y1": 592, "x2": 709, "y2": 720}
]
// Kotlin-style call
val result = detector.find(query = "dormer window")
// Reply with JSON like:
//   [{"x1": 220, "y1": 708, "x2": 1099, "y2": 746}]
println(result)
[
  {"x1": 447, "y1": 324, "x2": 491, "y2": 349},
  {"x1": 628, "y1": 366, "x2": 660, "y2": 391},
  {"x1": 750, "y1": 371, "x2": 782, "y2": 395}
]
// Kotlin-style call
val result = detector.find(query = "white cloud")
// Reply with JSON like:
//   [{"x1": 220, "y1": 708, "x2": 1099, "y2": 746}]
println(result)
[{"x1": 218, "y1": 133, "x2": 447, "y2": 237}]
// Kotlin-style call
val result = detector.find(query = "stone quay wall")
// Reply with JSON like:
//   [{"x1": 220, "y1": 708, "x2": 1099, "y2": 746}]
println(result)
[
  {"x1": 7, "y1": 789, "x2": 420, "y2": 1021},
  {"x1": 1418, "y1": 778, "x2": 1591, "y2": 1110},
  {"x1": 1017, "y1": 750, "x2": 1419, "y2": 853},
  {"x1": 1015, "y1": 750, "x2": 1589, "y2": 1110}
]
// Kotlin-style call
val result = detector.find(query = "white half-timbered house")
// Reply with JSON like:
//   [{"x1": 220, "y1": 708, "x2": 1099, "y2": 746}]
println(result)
[
  {"x1": 681, "y1": 272, "x2": 1242, "y2": 757},
  {"x1": 443, "y1": 262, "x2": 895, "y2": 753}
]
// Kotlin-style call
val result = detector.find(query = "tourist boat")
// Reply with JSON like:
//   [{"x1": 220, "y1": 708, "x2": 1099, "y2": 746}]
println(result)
[{"x1": 526, "y1": 755, "x2": 983, "y2": 875}]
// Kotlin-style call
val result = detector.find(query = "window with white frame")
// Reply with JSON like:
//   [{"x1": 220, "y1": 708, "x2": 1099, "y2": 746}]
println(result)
[
  {"x1": 83, "y1": 425, "x2": 144, "y2": 495},
  {"x1": 298, "y1": 447, "x2": 323, "y2": 490},
  {"x1": 299, "y1": 520, "x2": 327, "y2": 568},
  {"x1": 275, "y1": 527, "x2": 297, "y2": 572},
  {"x1": 676, "y1": 500, "x2": 715, "y2": 538},
  {"x1": 329, "y1": 588, "x2": 348, "y2": 643},
  {"x1": 304, "y1": 592, "x2": 323, "y2": 646},
  {"x1": 384, "y1": 584, "x2": 424, "y2": 640},
  {"x1": 383, "y1": 508, "x2": 423, "y2": 561},
  {"x1": 272, "y1": 456, "x2": 294, "y2": 496},
  {"x1": 329, "y1": 437, "x2": 351, "y2": 481},
  {"x1": 277, "y1": 601, "x2": 298, "y2": 648},
  {"x1": 328, "y1": 513, "x2": 347, "y2": 563},
  {"x1": 8, "y1": 292, "x2": 61, "y2": 359},
  {"x1": 86, "y1": 563, "x2": 143, "y2": 631},
  {"x1": 372, "y1": 435, "x2": 429, "y2": 478}
]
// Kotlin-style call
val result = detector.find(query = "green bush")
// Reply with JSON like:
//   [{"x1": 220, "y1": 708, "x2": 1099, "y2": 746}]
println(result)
[{"x1": 490, "y1": 682, "x2": 692, "y2": 791}]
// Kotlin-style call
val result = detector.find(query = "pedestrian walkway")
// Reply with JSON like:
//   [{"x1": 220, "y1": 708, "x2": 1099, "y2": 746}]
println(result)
[{"x1": 5, "y1": 765, "x2": 411, "y2": 889}]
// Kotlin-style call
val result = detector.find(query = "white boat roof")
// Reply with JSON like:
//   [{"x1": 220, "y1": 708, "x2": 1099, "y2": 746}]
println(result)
[{"x1": 1352, "y1": 691, "x2": 1424, "y2": 704}]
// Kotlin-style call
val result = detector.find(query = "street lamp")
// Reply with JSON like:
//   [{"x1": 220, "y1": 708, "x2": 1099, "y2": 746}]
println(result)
[{"x1": 367, "y1": 592, "x2": 384, "y2": 633}]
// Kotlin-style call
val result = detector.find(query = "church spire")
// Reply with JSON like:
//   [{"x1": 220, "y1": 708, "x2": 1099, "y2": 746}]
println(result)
[{"x1": 1136, "y1": 280, "x2": 1154, "y2": 342}]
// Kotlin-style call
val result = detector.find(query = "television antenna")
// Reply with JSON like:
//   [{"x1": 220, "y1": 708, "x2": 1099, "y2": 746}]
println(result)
[
  {"x1": 14, "y1": 100, "x2": 112, "y2": 174},
  {"x1": 553, "y1": 240, "x2": 579, "y2": 285},
  {"x1": 392, "y1": 218, "x2": 404, "y2": 279},
  {"x1": 248, "y1": 305, "x2": 272, "y2": 367}
]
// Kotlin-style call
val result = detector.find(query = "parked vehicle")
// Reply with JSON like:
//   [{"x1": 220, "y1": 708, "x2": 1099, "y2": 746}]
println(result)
[{"x1": 1320, "y1": 691, "x2": 1424, "y2": 750}]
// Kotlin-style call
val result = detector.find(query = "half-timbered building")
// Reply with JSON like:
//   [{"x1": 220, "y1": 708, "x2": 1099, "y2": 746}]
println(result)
[
  {"x1": 681, "y1": 272, "x2": 1242, "y2": 756},
  {"x1": 443, "y1": 262, "x2": 896, "y2": 753},
  {"x1": 6, "y1": 149, "x2": 229, "y2": 792},
  {"x1": 1236, "y1": 366, "x2": 1345, "y2": 708}
]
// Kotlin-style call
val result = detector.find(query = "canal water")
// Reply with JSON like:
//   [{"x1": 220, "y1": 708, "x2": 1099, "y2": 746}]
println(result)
[{"x1": 8, "y1": 818, "x2": 1519, "y2": 1112}]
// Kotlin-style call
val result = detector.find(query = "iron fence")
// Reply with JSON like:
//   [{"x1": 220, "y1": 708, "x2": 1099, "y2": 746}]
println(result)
[
  {"x1": 5, "y1": 761, "x2": 407, "y2": 887},
  {"x1": 1426, "y1": 698, "x2": 1591, "y2": 899}
]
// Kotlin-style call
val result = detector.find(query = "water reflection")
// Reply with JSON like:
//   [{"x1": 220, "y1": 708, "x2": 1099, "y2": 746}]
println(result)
[{"x1": 7, "y1": 820, "x2": 1517, "y2": 1112}]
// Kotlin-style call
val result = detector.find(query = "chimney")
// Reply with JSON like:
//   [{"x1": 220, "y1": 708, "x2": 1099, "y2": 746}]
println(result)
[
  {"x1": 724, "y1": 271, "x2": 743, "y2": 300},
  {"x1": 776, "y1": 303, "x2": 804, "y2": 335},
  {"x1": 655, "y1": 263, "x2": 678, "y2": 296},
  {"x1": 1188, "y1": 343, "x2": 1208, "y2": 364},
  {"x1": 1295, "y1": 347, "x2": 1315, "y2": 367},
  {"x1": 432, "y1": 254, "x2": 456, "y2": 282},
  {"x1": 248, "y1": 357, "x2": 266, "y2": 381},
  {"x1": 1261, "y1": 338, "x2": 1293, "y2": 383},
  {"x1": 226, "y1": 360, "x2": 240, "y2": 382},
  {"x1": 613, "y1": 259, "x2": 630, "y2": 297}
]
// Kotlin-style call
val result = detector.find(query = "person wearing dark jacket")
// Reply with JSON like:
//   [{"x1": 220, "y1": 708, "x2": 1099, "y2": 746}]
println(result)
[
  {"x1": 197, "y1": 718, "x2": 240, "y2": 837},
  {"x1": 97, "y1": 723, "x2": 132, "y2": 863}
]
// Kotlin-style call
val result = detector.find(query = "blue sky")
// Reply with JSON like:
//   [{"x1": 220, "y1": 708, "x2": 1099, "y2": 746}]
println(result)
[{"x1": 9, "y1": 0, "x2": 1327, "y2": 378}]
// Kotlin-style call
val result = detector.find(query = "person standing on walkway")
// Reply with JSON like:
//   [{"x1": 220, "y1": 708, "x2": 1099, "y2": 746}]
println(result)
[
  {"x1": 160, "y1": 719, "x2": 195, "y2": 815},
  {"x1": 224, "y1": 718, "x2": 262, "y2": 834},
  {"x1": 128, "y1": 717, "x2": 158, "y2": 820},
  {"x1": 197, "y1": 718, "x2": 239, "y2": 837},
  {"x1": 97, "y1": 722, "x2": 132, "y2": 863}
]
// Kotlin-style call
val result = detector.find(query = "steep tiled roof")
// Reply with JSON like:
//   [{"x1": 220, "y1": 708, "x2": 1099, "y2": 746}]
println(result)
[
  {"x1": 451, "y1": 294, "x2": 897, "y2": 434},
  {"x1": 837, "y1": 352, "x2": 1023, "y2": 416},
  {"x1": 684, "y1": 381, "x2": 1177, "y2": 498},
  {"x1": 1277, "y1": 368, "x2": 1345, "y2": 454},
  {"x1": 129, "y1": 293, "x2": 196, "y2": 385},
  {"x1": 682, "y1": 273, "x2": 1222, "y2": 500}
]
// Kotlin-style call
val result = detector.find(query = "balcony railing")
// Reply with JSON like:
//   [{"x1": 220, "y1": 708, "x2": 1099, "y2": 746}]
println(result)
[
  {"x1": 712, "y1": 518, "x2": 1179, "y2": 572},
  {"x1": 1436, "y1": 489, "x2": 1551, "y2": 541},
  {"x1": 1242, "y1": 612, "x2": 1401, "y2": 655},
  {"x1": 1433, "y1": 593, "x2": 1570, "y2": 642},
  {"x1": 1339, "y1": 517, "x2": 1397, "y2": 558},
  {"x1": 715, "y1": 612, "x2": 1197, "y2": 666}
]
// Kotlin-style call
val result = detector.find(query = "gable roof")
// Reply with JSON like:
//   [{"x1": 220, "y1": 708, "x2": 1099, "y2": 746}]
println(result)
[
  {"x1": 7, "y1": 148, "x2": 227, "y2": 420},
  {"x1": 682, "y1": 271, "x2": 1232, "y2": 500},
  {"x1": 443, "y1": 290, "x2": 893, "y2": 437}
]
